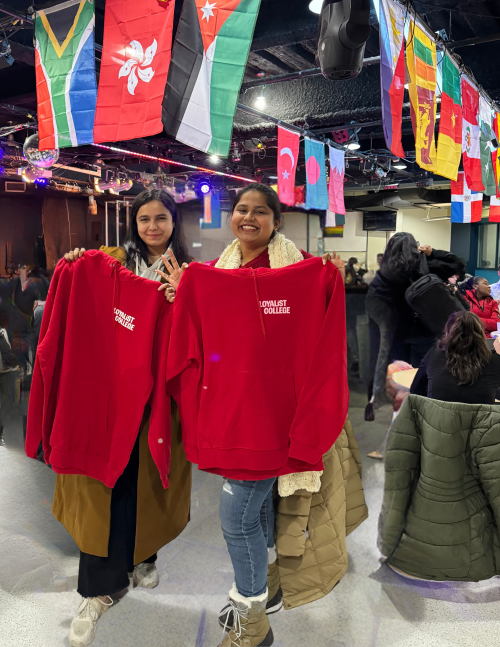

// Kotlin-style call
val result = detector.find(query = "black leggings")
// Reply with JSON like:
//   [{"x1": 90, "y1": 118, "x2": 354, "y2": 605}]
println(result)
[{"x1": 77, "y1": 436, "x2": 156, "y2": 598}]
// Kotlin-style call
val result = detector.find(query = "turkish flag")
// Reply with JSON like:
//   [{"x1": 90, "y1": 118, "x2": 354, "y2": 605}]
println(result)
[
  {"x1": 94, "y1": 0, "x2": 175, "y2": 144},
  {"x1": 278, "y1": 126, "x2": 300, "y2": 206}
]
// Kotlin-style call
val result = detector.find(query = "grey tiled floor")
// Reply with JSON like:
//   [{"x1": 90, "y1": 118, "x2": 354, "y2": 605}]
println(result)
[{"x1": 1, "y1": 390, "x2": 500, "y2": 647}]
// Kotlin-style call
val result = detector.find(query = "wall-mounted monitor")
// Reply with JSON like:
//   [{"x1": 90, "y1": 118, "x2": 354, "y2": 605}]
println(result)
[{"x1": 362, "y1": 211, "x2": 397, "y2": 231}]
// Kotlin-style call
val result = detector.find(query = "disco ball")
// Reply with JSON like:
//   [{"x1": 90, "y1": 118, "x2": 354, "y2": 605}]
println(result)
[{"x1": 23, "y1": 134, "x2": 59, "y2": 169}]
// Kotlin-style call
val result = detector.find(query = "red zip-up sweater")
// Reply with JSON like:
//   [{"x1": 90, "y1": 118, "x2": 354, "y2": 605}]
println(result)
[
  {"x1": 464, "y1": 289, "x2": 500, "y2": 338},
  {"x1": 26, "y1": 250, "x2": 173, "y2": 489},
  {"x1": 166, "y1": 257, "x2": 348, "y2": 480}
]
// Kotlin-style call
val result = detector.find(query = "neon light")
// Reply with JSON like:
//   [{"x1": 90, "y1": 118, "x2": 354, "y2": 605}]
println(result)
[{"x1": 93, "y1": 144, "x2": 255, "y2": 184}]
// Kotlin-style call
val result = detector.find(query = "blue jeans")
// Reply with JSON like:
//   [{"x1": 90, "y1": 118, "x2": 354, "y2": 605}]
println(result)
[{"x1": 219, "y1": 478, "x2": 276, "y2": 598}]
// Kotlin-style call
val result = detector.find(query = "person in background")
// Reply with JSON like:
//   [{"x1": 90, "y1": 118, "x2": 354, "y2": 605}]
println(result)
[
  {"x1": 345, "y1": 257, "x2": 359, "y2": 286},
  {"x1": 59, "y1": 189, "x2": 193, "y2": 647},
  {"x1": 462, "y1": 277, "x2": 500, "y2": 338},
  {"x1": 411, "y1": 311, "x2": 500, "y2": 404},
  {"x1": 377, "y1": 253, "x2": 384, "y2": 267},
  {"x1": 365, "y1": 233, "x2": 465, "y2": 421},
  {"x1": 489, "y1": 264, "x2": 500, "y2": 301}
]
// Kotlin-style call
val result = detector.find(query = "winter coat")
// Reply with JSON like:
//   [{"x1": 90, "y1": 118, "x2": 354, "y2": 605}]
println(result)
[
  {"x1": 275, "y1": 417, "x2": 368, "y2": 608},
  {"x1": 51, "y1": 246, "x2": 192, "y2": 563},
  {"x1": 379, "y1": 395, "x2": 500, "y2": 581},
  {"x1": 464, "y1": 289, "x2": 500, "y2": 337}
]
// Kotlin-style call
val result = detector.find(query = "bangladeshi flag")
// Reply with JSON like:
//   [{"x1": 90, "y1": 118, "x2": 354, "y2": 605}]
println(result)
[
  {"x1": 435, "y1": 54, "x2": 462, "y2": 181},
  {"x1": 162, "y1": 0, "x2": 261, "y2": 157},
  {"x1": 93, "y1": 0, "x2": 175, "y2": 144},
  {"x1": 462, "y1": 77, "x2": 484, "y2": 192}
]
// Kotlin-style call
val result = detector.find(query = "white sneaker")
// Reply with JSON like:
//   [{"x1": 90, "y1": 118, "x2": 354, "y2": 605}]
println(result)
[
  {"x1": 133, "y1": 562, "x2": 159, "y2": 589},
  {"x1": 68, "y1": 596, "x2": 113, "y2": 647}
]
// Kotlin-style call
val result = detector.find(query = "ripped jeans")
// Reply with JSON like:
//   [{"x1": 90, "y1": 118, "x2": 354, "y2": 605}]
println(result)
[{"x1": 219, "y1": 478, "x2": 276, "y2": 598}]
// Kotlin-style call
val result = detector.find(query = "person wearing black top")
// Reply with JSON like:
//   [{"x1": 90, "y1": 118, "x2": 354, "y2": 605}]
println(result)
[
  {"x1": 411, "y1": 311, "x2": 500, "y2": 404},
  {"x1": 365, "y1": 232, "x2": 466, "y2": 420}
]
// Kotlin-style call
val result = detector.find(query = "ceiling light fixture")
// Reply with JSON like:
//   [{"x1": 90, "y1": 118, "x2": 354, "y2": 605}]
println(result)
[
  {"x1": 393, "y1": 160, "x2": 407, "y2": 170},
  {"x1": 254, "y1": 88, "x2": 266, "y2": 110},
  {"x1": 308, "y1": 0, "x2": 322, "y2": 14},
  {"x1": 209, "y1": 154, "x2": 220, "y2": 163},
  {"x1": 347, "y1": 141, "x2": 361, "y2": 151}
]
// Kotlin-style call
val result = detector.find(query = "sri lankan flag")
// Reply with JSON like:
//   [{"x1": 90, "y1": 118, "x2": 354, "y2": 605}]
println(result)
[
  {"x1": 162, "y1": 0, "x2": 261, "y2": 157},
  {"x1": 435, "y1": 54, "x2": 462, "y2": 181},
  {"x1": 406, "y1": 21, "x2": 438, "y2": 171},
  {"x1": 35, "y1": 0, "x2": 97, "y2": 150}
]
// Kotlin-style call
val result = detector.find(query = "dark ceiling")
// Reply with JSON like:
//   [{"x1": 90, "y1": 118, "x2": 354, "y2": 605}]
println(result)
[{"x1": 2, "y1": 0, "x2": 500, "y2": 192}]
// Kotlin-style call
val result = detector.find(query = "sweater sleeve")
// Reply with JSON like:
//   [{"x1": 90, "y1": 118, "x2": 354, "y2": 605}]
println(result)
[
  {"x1": 483, "y1": 300, "x2": 500, "y2": 334},
  {"x1": 288, "y1": 268, "x2": 348, "y2": 467},
  {"x1": 25, "y1": 261, "x2": 70, "y2": 460},
  {"x1": 410, "y1": 351, "x2": 430, "y2": 397}
]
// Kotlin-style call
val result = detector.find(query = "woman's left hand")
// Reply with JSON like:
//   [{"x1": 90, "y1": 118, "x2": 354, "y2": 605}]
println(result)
[
  {"x1": 156, "y1": 249, "x2": 189, "y2": 293},
  {"x1": 419, "y1": 245, "x2": 432, "y2": 257},
  {"x1": 322, "y1": 252, "x2": 346, "y2": 283}
]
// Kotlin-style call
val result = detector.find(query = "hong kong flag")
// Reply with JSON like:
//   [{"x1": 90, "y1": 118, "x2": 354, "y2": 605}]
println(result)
[
  {"x1": 94, "y1": 0, "x2": 175, "y2": 144},
  {"x1": 277, "y1": 126, "x2": 300, "y2": 206}
]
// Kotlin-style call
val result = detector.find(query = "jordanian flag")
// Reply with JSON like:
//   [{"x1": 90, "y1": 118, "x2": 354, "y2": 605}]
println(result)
[
  {"x1": 162, "y1": 0, "x2": 261, "y2": 157},
  {"x1": 35, "y1": 0, "x2": 97, "y2": 150},
  {"x1": 435, "y1": 54, "x2": 462, "y2": 181}
]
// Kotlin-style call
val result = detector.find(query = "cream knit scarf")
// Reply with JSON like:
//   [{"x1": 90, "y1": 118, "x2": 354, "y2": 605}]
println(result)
[{"x1": 215, "y1": 233, "x2": 323, "y2": 497}]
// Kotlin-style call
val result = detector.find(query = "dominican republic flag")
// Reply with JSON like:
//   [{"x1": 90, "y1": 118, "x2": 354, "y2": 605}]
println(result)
[
  {"x1": 162, "y1": 0, "x2": 261, "y2": 157},
  {"x1": 451, "y1": 171, "x2": 483, "y2": 223},
  {"x1": 462, "y1": 77, "x2": 484, "y2": 191},
  {"x1": 35, "y1": 0, "x2": 97, "y2": 149},
  {"x1": 277, "y1": 126, "x2": 299, "y2": 206},
  {"x1": 93, "y1": 0, "x2": 175, "y2": 144},
  {"x1": 328, "y1": 146, "x2": 346, "y2": 215},
  {"x1": 378, "y1": 0, "x2": 405, "y2": 158},
  {"x1": 490, "y1": 195, "x2": 500, "y2": 223},
  {"x1": 305, "y1": 138, "x2": 328, "y2": 210}
]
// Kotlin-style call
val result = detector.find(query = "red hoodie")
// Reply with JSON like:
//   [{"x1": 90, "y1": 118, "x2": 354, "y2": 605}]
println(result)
[
  {"x1": 26, "y1": 250, "x2": 173, "y2": 489},
  {"x1": 464, "y1": 289, "x2": 500, "y2": 338},
  {"x1": 166, "y1": 257, "x2": 348, "y2": 480}
]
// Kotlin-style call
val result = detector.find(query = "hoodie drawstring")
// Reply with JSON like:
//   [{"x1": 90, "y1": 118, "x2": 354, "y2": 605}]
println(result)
[
  {"x1": 111, "y1": 261, "x2": 118, "y2": 329},
  {"x1": 251, "y1": 269, "x2": 267, "y2": 342}
]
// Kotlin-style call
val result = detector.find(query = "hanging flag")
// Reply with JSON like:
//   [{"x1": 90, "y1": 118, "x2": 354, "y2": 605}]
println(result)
[
  {"x1": 326, "y1": 211, "x2": 346, "y2": 227},
  {"x1": 162, "y1": 0, "x2": 262, "y2": 157},
  {"x1": 305, "y1": 138, "x2": 329, "y2": 211},
  {"x1": 34, "y1": 0, "x2": 97, "y2": 150},
  {"x1": 201, "y1": 191, "x2": 222, "y2": 229},
  {"x1": 328, "y1": 146, "x2": 346, "y2": 215},
  {"x1": 462, "y1": 77, "x2": 484, "y2": 191},
  {"x1": 406, "y1": 20, "x2": 438, "y2": 171},
  {"x1": 378, "y1": 0, "x2": 405, "y2": 158},
  {"x1": 493, "y1": 111, "x2": 500, "y2": 198},
  {"x1": 451, "y1": 171, "x2": 483, "y2": 223},
  {"x1": 490, "y1": 195, "x2": 500, "y2": 223},
  {"x1": 93, "y1": 0, "x2": 175, "y2": 144},
  {"x1": 277, "y1": 127, "x2": 300, "y2": 206},
  {"x1": 479, "y1": 96, "x2": 496, "y2": 196},
  {"x1": 435, "y1": 54, "x2": 462, "y2": 181}
]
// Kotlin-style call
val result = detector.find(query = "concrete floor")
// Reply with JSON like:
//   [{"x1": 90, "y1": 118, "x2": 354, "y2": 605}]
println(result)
[{"x1": 2, "y1": 388, "x2": 500, "y2": 647}]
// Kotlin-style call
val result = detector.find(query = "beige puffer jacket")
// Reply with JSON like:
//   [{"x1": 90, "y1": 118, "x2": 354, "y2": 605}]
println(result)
[{"x1": 276, "y1": 418, "x2": 368, "y2": 609}]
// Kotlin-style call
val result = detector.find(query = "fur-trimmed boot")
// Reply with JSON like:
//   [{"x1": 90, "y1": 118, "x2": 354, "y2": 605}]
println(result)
[{"x1": 218, "y1": 585, "x2": 274, "y2": 647}]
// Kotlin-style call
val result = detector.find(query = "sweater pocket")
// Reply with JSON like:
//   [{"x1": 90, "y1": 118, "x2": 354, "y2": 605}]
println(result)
[
  {"x1": 51, "y1": 374, "x2": 110, "y2": 456},
  {"x1": 203, "y1": 370, "x2": 296, "y2": 451}
]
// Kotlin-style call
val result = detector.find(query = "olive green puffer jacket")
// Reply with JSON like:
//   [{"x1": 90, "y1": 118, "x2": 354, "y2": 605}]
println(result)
[{"x1": 379, "y1": 395, "x2": 500, "y2": 581}]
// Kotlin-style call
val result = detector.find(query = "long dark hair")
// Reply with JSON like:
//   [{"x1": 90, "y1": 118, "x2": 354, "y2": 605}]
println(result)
[
  {"x1": 229, "y1": 183, "x2": 282, "y2": 239},
  {"x1": 439, "y1": 311, "x2": 491, "y2": 385},
  {"x1": 381, "y1": 232, "x2": 420, "y2": 277},
  {"x1": 123, "y1": 189, "x2": 191, "y2": 270}
]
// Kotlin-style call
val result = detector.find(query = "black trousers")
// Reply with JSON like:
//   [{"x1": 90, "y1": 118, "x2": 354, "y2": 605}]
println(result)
[{"x1": 77, "y1": 435, "x2": 157, "y2": 598}]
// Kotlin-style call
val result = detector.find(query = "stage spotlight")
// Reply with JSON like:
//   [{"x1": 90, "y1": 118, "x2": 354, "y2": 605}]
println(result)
[{"x1": 199, "y1": 179, "x2": 213, "y2": 195}]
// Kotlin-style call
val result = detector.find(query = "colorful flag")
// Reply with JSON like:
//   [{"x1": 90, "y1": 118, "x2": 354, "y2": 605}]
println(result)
[
  {"x1": 162, "y1": 0, "x2": 262, "y2": 157},
  {"x1": 35, "y1": 0, "x2": 97, "y2": 150},
  {"x1": 93, "y1": 0, "x2": 175, "y2": 144},
  {"x1": 378, "y1": 0, "x2": 405, "y2": 158},
  {"x1": 494, "y1": 111, "x2": 500, "y2": 198},
  {"x1": 277, "y1": 127, "x2": 300, "y2": 206},
  {"x1": 201, "y1": 190, "x2": 221, "y2": 229},
  {"x1": 435, "y1": 54, "x2": 462, "y2": 181},
  {"x1": 326, "y1": 211, "x2": 346, "y2": 227},
  {"x1": 451, "y1": 171, "x2": 483, "y2": 223},
  {"x1": 305, "y1": 138, "x2": 329, "y2": 211},
  {"x1": 490, "y1": 195, "x2": 500, "y2": 222},
  {"x1": 462, "y1": 77, "x2": 484, "y2": 191},
  {"x1": 479, "y1": 97, "x2": 497, "y2": 196},
  {"x1": 328, "y1": 146, "x2": 346, "y2": 215},
  {"x1": 406, "y1": 21, "x2": 438, "y2": 171}
]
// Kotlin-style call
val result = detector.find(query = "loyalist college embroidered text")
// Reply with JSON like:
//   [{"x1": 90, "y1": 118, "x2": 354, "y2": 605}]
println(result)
[
  {"x1": 260, "y1": 300, "x2": 291, "y2": 314},
  {"x1": 114, "y1": 308, "x2": 136, "y2": 330}
]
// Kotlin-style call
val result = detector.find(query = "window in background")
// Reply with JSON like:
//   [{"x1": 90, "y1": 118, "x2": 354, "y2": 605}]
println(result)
[{"x1": 478, "y1": 223, "x2": 497, "y2": 269}]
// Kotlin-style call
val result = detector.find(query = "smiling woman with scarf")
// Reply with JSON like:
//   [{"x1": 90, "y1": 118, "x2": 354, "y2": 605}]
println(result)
[
  {"x1": 158, "y1": 184, "x2": 365, "y2": 647},
  {"x1": 62, "y1": 189, "x2": 192, "y2": 647}
]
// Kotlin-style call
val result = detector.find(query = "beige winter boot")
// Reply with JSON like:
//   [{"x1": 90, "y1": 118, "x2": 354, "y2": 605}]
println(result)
[{"x1": 218, "y1": 585, "x2": 274, "y2": 647}]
